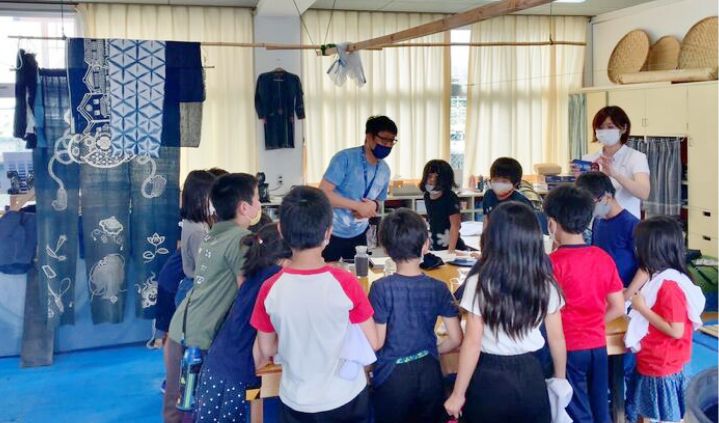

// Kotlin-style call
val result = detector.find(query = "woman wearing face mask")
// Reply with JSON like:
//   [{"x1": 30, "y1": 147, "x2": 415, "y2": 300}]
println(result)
[
  {"x1": 319, "y1": 115, "x2": 396, "y2": 261},
  {"x1": 577, "y1": 106, "x2": 650, "y2": 219}
]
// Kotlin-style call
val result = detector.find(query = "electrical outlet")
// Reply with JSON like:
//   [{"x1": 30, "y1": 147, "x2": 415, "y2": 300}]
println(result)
[{"x1": 277, "y1": 175, "x2": 283, "y2": 186}]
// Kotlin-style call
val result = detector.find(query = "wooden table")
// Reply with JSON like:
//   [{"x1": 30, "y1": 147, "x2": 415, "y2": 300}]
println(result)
[{"x1": 247, "y1": 264, "x2": 630, "y2": 423}]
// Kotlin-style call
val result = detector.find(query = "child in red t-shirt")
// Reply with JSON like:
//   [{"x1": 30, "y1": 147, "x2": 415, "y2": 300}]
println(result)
[
  {"x1": 543, "y1": 186, "x2": 625, "y2": 423},
  {"x1": 625, "y1": 217, "x2": 705, "y2": 423}
]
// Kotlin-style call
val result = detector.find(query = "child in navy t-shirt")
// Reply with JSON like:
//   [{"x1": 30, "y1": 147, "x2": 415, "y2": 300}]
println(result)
[
  {"x1": 576, "y1": 172, "x2": 640, "y2": 287},
  {"x1": 369, "y1": 209, "x2": 463, "y2": 423}
]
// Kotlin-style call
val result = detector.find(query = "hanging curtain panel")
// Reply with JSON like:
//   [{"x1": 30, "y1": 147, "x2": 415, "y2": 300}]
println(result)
[
  {"x1": 627, "y1": 137, "x2": 683, "y2": 217},
  {"x1": 568, "y1": 93, "x2": 587, "y2": 160},
  {"x1": 301, "y1": 10, "x2": 451, "y2": 183},
  {"x1": 464, "y1": 15, "x2": 588, "y2": 177}
]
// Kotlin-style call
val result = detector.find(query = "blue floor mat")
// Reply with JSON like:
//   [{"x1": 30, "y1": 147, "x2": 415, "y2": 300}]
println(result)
[{"x1": 0, "y1": 334, "x2": 715, "y2": 423}]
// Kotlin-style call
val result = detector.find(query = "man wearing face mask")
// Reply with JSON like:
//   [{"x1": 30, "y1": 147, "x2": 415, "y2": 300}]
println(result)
[
  {"x1": 319, "y1": 116, "x2": 396, "y2": 261},
  {"x1": 577, "y1": 106, "x2": 650, "y2": 219},
  {"x1": 481, "y1": 157, "x2": 534, "y2": 218}
]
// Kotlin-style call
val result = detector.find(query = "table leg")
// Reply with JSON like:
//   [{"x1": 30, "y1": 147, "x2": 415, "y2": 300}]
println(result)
[
  {"x1": 250, "y1": 399, "x2": 263, "y2": 423},
  {"x1": 609, "y1": 353, "x2": 625, "y2": 423}
]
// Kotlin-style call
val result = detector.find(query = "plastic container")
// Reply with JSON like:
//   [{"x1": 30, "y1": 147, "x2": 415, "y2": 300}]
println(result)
[
  {"x1": 354, "y1": 246, "x2": 369, "y2": 277},
  {"x1": 686, "y1": 367, "x2": 718, "y2": 423}
]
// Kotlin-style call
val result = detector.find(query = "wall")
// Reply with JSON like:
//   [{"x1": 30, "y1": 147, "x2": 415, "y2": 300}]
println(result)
[
  {"x1": 590, "y1": 0, "x2": 718, "y2": 87},
  {"x1": 254, "y1": 15, "x2": 304, "y2": 196}
]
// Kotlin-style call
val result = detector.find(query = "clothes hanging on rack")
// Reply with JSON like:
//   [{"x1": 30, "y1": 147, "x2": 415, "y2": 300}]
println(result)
[
  {"x1": 13, "y1": 49, "x2": 39, "y2": 149},
  {"x1": 255, "y1": 69, "x2": 305, "y2": 149},
  {"x1": 161, "y1": 41, "x2": 205, "y2": 148}
]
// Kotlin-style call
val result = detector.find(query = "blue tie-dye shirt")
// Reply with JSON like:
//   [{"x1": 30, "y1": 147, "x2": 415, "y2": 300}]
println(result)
[{"x1": 323, "y1": 146, "x2": 391, "y2": 238}]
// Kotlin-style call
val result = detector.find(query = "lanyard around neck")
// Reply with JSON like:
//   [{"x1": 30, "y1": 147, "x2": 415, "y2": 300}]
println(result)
[{"x1": 361, "y1": 147, "x2": 379, "y2": 198}]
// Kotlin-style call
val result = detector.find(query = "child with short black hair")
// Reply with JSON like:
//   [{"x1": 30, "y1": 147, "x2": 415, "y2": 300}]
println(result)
[
  {"x1": 445, "y1": 201, "x2": 567, "y2": 422},
  {"x1": 251, "y1": 186, "x2": 378, "y2": 422},
  {"x1": 164, "y1": 173, "x2": 261, "y2": 423},
  {"x1": 369, "y1": 208, "x2": 463, "y2": 423},
  {"x1": 420, "y1": 160, "x2": 466, "y2": 252},
  {"x1": 625, "y1": 217, "x2": 705, "y2": 423},
  {"x1": 196, "y1": 223, "x2": 292, "y2": 422},
  {"x1": 482, "y1": 157, "x2": 533, "y2": 216},
  {"x1": 576, "y1": 171, "x2": 640, "y2": 287},
  {"x1": 543, "y1": 185, "x2": 625, "y2": 423}
]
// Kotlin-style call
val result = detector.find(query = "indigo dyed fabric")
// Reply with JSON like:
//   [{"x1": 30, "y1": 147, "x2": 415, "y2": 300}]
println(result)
[
  {"x1": 161, "y1": 41, "x2": 205, "y2": 148},
  {"x1": 255, "y1": 70, "x2": 305, "y2": 149},
  {"x1": 107, "y1": 39, "x2": 166, "y2": 158},
  {"x1": 80, "y1": 162, "x2": 131, "y2": 324},
  {"x1": 129, "y1": 147, "x2": 180, "y2": 319},
  {"x1": 37, "y1": 69, "x2": 72, "y2": 149},
  {"x1": 32, "y1": 146, "x2": 80, "y2": 327}
]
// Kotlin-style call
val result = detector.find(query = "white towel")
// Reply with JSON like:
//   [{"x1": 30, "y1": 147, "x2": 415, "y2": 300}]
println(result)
[
  {"x1": 338, "y1": 324, "x2": 376, "y2": 380},
  {"x1": 326, "y1": 43, "x2": 367, "y2": 88},
  {"x1": 624, "y1": 268, "x2": 705, "y2": 352},
  {"x1": 546, "y1": 378, "x2": 573, "y2": 423}
]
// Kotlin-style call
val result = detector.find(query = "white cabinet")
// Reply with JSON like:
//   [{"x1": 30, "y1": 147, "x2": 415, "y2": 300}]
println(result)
[
  {"x1": 607, "y1": 86, "x2": 688, "y2": 137},
  {"x1": 686, "y1": 82, "x2": 718, "y2": 257}
]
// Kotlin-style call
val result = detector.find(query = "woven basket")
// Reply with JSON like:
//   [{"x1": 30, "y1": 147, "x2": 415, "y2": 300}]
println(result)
[
  {"x1": 644, "y1": 36, "x2": 681, "y2": 71},
  {"x1": 679, "y1": 16, "x2": 718, "y2": 71},
  {"x1": 608, "y1": 30, "x2": 650, "y2": 83}
]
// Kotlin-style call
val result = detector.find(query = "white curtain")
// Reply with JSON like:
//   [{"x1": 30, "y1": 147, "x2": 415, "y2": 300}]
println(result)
[
  {"x1": 464, "y1": 15, "x2": 587, "y2": 178},
  {"x1": 302, "y1": 10, "x2": 450, "y2": 183},
  {"x1": 78, "y1": 4, "x2": 257, "y2": 180}
]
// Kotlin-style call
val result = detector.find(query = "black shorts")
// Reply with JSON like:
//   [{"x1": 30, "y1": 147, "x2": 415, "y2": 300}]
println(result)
[{"x1": 279, "y1": 387, "x2": 370, "y2": 423}]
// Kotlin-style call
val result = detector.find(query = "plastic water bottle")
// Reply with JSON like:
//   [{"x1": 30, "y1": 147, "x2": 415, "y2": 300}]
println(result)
[
  {"x1": 176, "y1": 346, "x2": 203, "y2": 411},
  {"x1": 354, "y1": 246, "x2": 369, "y2": 277}
]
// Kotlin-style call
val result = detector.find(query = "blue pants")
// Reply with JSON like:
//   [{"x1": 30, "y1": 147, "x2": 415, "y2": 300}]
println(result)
[{"x1": 567, "y1": 347, "x2": 610, "y2": 423}]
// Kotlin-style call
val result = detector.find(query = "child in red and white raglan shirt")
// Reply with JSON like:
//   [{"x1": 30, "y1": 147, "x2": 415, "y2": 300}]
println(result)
[
  {"x1": 625, "y1": 217, "x2": 705, "y2": 423},
  {"x1": 251, "y1": 186, "x2": 379, "y2": 423}
]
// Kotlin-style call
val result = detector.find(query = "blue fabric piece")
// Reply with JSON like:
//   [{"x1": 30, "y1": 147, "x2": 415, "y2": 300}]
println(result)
[
  {"x1": 203, "y1": 265, "x2": 281, "y2": 387},
  {"x1": 0, "y1": 211, "x2": 36, "y2": 275},
  {"x1": 592, "y1": 209, "x2": 640, "y2": 287},
  {"x1": 155, "y1": 249, "x2": 184, "y2": 333},
  {"x1": 38, "y1": 69, "x2": 72, "y2": 149},
  {"x1": 80, "y1": 162, "x2": 131, "y2": 324},
  {"x1": 368, "y1": 274, "x2": 458, "y2": 387},
  {"x1": 34, "y1": 79, "x2": 46, "y2": 148},
  {"x1": 161, "y1": 41, "x2": 205, "y2": 148},
  {"x1": 481, "y1": 189, "x2": 533, "y2": 215},
  {"x1": 628, "y1": 371, "x2": 686, "y2": 423},
  {"x1": 107, "y1": 39, "x2": 166, "y2": 158},
  {"x1": 33, "y1": 146, "x2": 80, "y2": 327},
  {"x1": 67, "y1": 38, "x2": 110, "y2": 137},
  {"x1": 323, "y1": 146, "x2": 391, "y2": 238},
  {"x1": 129, "y1": 147, "x2": 180, "y2": 319},
  {"x1": 566, "y1": 347, "x2": 610, "y2": 423}
]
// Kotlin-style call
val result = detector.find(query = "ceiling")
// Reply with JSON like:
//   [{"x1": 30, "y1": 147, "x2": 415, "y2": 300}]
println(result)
[{"x1": 3, "y1": 0, "x2": 658, "y2": 16}]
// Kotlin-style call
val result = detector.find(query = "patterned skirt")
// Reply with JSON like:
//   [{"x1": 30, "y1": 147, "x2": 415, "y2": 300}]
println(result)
[
  {"x1": 195, "y1": 365, "x2": 250, "y2": 423},
  {"x1": 627, "y1": 370, "x2": 686, "y2": 423}
]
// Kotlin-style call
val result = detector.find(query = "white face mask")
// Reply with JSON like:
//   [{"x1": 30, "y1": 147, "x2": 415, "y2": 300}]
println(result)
[
  {"x1": 593, "y1": 198, "x2": 612, "y2": 219},
  {"x1": 596, "y1": 129, "x2": 622, "y2": 146},
  {"x1": 548, "y1": 220, "x2": 557, "y2": 244},
  {"x1": 246, "y1": 201, "x2": 261, "y2": 226},
  {"x1": 491, "y1": 181, "x2": 513, "y2": 196},
  {"x1": 425, "y1": 184, "x2": 436, "y2": 192}
]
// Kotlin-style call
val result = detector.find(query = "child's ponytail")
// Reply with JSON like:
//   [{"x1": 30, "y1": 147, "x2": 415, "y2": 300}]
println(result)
[{"x1": 241, "y1": 223, "x2": 292, "y2": 277}]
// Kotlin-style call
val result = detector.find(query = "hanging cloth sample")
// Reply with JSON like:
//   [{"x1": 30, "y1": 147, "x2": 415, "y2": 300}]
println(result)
[
  {"x1": 255, "y1": 69, "x2": 305, "y2": 149},
  {"x1": 161, "y1": 41, "x2": 205, "y2": 148},
  {"x1": 13, "y1": 49, "x2": 38, "y2": 149},
  {"x1": 129, "y1": 146, "x2": 180, "y2": 319},
  {"x1": 66, "y1": 37, "x2": 185, "y2": 323},
  {"x1": 32, "y1": 69, "x2": 80, "y2": 326}
]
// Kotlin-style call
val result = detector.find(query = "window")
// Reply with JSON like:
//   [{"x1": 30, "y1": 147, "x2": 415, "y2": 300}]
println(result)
[
  {"x1": 0, "y1": 13, "x2": 76, "y2": 160},
  {"x1": 449, "y1": 29, "x2": 470, "y2": 179}
]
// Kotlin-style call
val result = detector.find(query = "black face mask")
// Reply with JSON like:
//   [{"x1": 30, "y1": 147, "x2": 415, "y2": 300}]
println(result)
[{"x1": 371, "y1": 143, "x2": 392, "y2": 159}]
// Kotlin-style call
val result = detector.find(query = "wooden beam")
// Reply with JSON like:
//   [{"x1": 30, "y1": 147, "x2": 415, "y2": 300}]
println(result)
[{"x1": 321, "y1": 0, "x2": 555, "y2": 56}]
